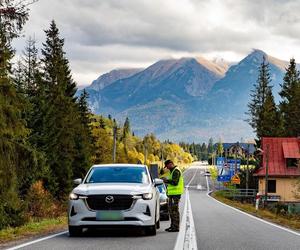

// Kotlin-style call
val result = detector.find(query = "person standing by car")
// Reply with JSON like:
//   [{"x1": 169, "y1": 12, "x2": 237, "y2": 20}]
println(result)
[{"x1": 162, "y1": 160, "x2": 184, "y2": 232}]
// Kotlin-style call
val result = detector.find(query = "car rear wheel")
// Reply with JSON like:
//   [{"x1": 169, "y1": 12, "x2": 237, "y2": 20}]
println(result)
[{"x1": 69, "y1": 225, "x2": 82, "y2": 237}]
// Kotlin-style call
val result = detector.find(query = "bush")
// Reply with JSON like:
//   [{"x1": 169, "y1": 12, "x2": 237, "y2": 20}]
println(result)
[
  {"x1": 269, "y1": 202, "x2": 288, "y2": 215},
  {"x1": 25, "y1": 181, "x2": 62, "y2": 219}
]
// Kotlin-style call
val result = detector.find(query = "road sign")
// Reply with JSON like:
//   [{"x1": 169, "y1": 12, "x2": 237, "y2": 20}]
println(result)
[
  {"x1": 216, "y1": 157, "x2": 225, "y2": 169},
  {"x1": 231, "y1": 174, "x2": 240, "y2": 184}
]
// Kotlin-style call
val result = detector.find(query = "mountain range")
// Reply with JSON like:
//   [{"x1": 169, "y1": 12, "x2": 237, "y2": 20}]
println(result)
[{"x1": 80, "y1": 49, "x2": 293, "y2": 142}]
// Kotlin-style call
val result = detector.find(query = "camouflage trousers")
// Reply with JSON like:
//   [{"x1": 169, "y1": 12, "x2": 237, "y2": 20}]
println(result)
[{"x1": 168, "y1": 195, "x2": 181, "y2": 230}]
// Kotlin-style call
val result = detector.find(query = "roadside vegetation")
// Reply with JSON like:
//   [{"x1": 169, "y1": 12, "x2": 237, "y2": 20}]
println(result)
[
  {"x1": 0, "y1": 217, "x2": 67, "y2": 244},
  {"x1": 0, "y1": 0, "x2": 193, "y2": 237}
]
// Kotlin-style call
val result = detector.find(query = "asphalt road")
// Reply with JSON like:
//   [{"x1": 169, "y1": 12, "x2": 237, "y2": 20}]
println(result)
[{"x1": 6, "y1": 162, "x2": 300, "y2": 250}]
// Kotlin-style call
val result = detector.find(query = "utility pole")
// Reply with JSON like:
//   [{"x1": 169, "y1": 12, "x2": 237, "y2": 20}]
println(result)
[
  {"x1": 264, "y1": 144, "x2": 270, "y2": 208},
  {"x1": 161, "y1": 144, "x2": 164, "y2": 168},
  {"x1": 144, "y1": 141, "x2": 148, "y2": 165},
  {"x1": 246, "y1": 144, "x2": 250, "y2": 194},
  {"x1": 112, "y1": 126, "x2": 117, "y2": 163},
  {"x1": 234, "y1": 142, "x2": 239, "y2": 174}
]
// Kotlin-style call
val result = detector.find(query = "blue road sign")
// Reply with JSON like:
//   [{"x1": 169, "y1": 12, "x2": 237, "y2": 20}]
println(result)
[{"x1": 217, "y1": 158, "x2": 241, "y2": 182}]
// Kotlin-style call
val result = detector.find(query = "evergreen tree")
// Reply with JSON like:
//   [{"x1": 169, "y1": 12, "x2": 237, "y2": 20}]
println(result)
[
  {"x1": 99, "y1": 116, "x2": 106, "y2": 129},
  {"x1": 208, "y1": 138, "x2": 214, "y2": 155},
  {"x1": 0, "y1": 0, "x2": 31, "y2": 229},
  {"x1": 247, "y1": 57, "x2": 282, "y2": 141},
  {"x1": 40, "y1": 20, "x2": 79, "y2": 198},
  {"x1": 279, "y1": 58, "x2": 300, "y2": 136},
  {"x1": 123, "y1": 117, "x2": 131, "y2": 138},
  {"x1": 201, "y1": 143, "x2": 208, "y2": 161},
  {"x1": 260, "y1": 90, "x2": 282, "y2": 137},
  {"x1": 73, "y1": 89, "x2": 93, "y2": 178}
]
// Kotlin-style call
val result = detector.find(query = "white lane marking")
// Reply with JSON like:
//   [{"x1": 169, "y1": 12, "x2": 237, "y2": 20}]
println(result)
[
  {"x1": 185, "y1": 190, "x2": 197, "y2": 250},
  {"x1": 174, "y1": 189, "x2": 198, "y2": 250},
  {"x1": 205, "y1": 176, "x2": 210, "y2": 193},
  {"x1": 186, "y1": 168, "x2": 198, "y2": 188},
  {"x1": 174, "y1": 190, "x2": 188, "y2": 250},
  {"x1": 5, "y1": 231, "x2": 68, "y2": 250},
  {"x1": 207, "y1": 193, "x2": 300, "y2": 237}
]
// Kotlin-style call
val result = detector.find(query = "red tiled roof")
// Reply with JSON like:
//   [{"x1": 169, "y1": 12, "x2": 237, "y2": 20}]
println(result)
[
  {"x1": 254, "y1": 137, "x2": 300, "y2": 177},
  {"x1": 282, "y1": 142, "x2": 300, "y2": 158}
]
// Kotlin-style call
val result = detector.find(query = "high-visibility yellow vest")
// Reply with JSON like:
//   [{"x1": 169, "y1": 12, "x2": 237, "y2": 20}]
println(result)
[{"x1": 167, "y1": 167, "x2": 184, "y2": 195}]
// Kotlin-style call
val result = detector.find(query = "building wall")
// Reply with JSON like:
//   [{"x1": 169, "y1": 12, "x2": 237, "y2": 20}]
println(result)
[{"x1": 258, "y1": 177, "x2": 300, "y2": 202}]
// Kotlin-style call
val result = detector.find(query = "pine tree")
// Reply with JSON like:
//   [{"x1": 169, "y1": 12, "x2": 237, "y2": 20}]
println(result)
[
  {"x1": 123, "y1": 117, "x2": 131, "y2": 138},
  {"x1": 247, "y1": 57, "x2": 282, "y2": 141},
  {"x1": 40, "y1": 20, "x2": 79, "y2": 198},
  {"x1": 260, "y1": 90, "x2": 282, "y2": 137},
  {"x1": 201, "y1": 143, "x2": 208, "y2": 161},
  {"x1": 208, "y1": 138, "x2": 214, "y2": 155},
  {"x1": 73, "y1": 89, "x2": 93, "y2": 178},
  {"x1": 0, "y1": 0, "x2": 30, "y2": 229},
  {"x1": 279, "y1": 58, "x2": 300, "y2": 136},
  {"x1": 99, "y1": 116, "x2": 106, "y2": 129}
]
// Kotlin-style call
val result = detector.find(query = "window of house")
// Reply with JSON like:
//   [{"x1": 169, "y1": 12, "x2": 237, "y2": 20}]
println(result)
[
  {"x1": 268, "y1": 180, "x2": 276, "y2": 193},
  {"x1": 287, "y1": 158, "x2": 298, "y2": 168}
]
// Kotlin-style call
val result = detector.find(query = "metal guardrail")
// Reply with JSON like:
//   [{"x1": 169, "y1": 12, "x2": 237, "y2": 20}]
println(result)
[{"x1": 220, "y1": 189, "x2": 257, "y2": 198}]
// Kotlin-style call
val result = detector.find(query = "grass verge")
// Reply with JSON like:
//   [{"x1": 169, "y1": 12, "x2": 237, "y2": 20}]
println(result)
[
  {"x1": 212, "y1": 192, "x2": 300, "y2": 232},
  {"x1": 0, "y1": 216, "x2": 67, "y2": 245}
]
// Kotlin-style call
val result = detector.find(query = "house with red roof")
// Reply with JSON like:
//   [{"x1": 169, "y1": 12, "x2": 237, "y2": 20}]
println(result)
[{"x1": 254, "y1": 137, "x2": 300, "y2": 202}]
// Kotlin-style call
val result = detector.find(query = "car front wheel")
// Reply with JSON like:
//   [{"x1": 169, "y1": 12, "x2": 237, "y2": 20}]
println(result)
[
  {"x1": 68, "y1": 225, "x2": 82, "y2": 237},
  {"x1": 145, "y1": 225, "x2": 156, "y2": 236}
]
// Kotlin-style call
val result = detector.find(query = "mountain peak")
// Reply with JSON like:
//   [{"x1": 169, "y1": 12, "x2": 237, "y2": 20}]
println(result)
[
  {"x1": 88, "y1": 68, "x2": 143, "y2": 91},
  {"x1": 196, "y1": 56, "x2": 229, "y2": 77},
  {"x1": 244, "y1": 49, "x2": 288, "y2": 70}
]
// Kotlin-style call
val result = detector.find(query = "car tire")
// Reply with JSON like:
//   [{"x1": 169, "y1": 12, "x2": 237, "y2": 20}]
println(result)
[
  {"x1": 156, "y1": 218, "x2": 160, "y2": 229},
  {"x1": 145, "y1": 225, "x2": 157, "y2": 236},
  {"x1": 68, "y1": 225, "x2": 82, "y2": 237}
]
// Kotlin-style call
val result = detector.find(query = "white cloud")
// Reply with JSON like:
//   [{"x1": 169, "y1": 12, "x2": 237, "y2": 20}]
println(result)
[{"x1": 13, "y1": 0, "x2": 300, "y2": 86}]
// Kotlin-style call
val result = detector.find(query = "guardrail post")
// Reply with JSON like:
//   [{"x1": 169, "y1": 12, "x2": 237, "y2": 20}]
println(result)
[{"x1": 255, "y1": 192, "x2": 260, "y2": 211}]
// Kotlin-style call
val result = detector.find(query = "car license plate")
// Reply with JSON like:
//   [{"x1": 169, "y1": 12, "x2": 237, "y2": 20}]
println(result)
[{"x1": 96, "y1": 211, "x2": 124, "y2": 221}]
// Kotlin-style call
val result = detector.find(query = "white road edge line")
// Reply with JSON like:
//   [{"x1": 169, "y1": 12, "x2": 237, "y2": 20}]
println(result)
[
  {"x1": 5, "y1": 231, "x2": 68, "y2": 250},
  {"x1": 207, "y1": 192, "x2": 300, "y2": 237},
  {"x1": 174, "y1": 188, "x2": 188, "y2": 250}
]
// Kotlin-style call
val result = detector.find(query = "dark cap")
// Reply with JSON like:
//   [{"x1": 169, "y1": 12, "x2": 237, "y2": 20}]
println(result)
[{"x1": 164, "y1": 159, "x2": 173, "y2": 167}]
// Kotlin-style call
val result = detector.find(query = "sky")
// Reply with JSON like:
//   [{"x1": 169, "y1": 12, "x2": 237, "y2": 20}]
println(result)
[{"x1": 13, "y1": 0, "x2": 300, "y2": 87}]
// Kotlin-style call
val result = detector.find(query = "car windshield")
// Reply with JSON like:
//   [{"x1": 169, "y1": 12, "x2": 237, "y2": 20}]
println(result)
[{"x1": 85, "y1": 166, "x2": 150, "y2": 184}]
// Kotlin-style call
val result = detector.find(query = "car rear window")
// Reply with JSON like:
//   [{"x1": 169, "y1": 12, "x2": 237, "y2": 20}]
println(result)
[{"x1": 85, "y1": 166, "x2": 150, "y2": 184}]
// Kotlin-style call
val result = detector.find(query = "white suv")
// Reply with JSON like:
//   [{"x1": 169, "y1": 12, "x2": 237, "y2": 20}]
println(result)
[{"x1": 68, "y1": 164, "x2": 162, "y2": 236}]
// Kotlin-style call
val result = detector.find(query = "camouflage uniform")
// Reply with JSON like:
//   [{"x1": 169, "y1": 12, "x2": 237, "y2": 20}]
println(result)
[
  {"x1": 168, "y1": 195, "x2": 181, "y2": 230},
  {"x1": 166, "y1": 167, "x2": 181, "y2": 230}
]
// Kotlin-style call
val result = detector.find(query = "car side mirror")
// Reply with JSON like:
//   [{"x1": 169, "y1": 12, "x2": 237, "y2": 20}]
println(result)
[
  {"x1": 73, "y1": 178, "x2": 82, "y2": 185},
  {"x1": 154, "y1": 178, "x2": 163, "y2": 186}
]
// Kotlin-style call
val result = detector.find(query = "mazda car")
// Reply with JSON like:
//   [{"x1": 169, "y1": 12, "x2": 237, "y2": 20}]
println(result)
[{"x1": 68, "y1": 164, "x2": 162, "y2": 236}]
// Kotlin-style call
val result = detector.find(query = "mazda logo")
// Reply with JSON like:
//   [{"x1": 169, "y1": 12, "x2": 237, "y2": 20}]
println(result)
[{"x1": 105, "y1": 195, "x2": 114, "y2": 203}]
